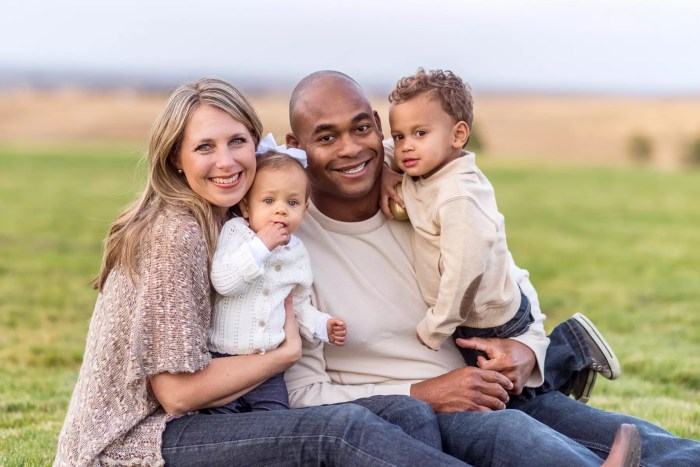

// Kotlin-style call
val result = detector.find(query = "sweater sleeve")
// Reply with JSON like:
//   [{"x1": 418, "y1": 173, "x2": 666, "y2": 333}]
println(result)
[
  {"x1": 416, "y1": 197, "x2": 496, "y2": 350},
  {"x1": 506, "y1": 251, "x2": 548, "y2": 387},
  {"x1": 285, "y1": 338, "x2": 413, "y2": 408},
  {"x1": 292, "y1": 283, "x2": 332, "y2": 342},
  {"x1": 210, "y1": 218, "x2": 265, "y2": 296},
  {"x1": 135, "y1": 213, "x2": 212, "y2": 378}
]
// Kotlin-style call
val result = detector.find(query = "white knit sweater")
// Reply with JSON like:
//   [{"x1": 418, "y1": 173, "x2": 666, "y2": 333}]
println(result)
[{"x1": 209, "y1": 217, "x2": 331, "y2": 355}]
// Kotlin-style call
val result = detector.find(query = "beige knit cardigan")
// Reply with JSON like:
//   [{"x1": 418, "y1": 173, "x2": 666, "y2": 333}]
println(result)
[{"x1": 54, "y1": 208, "x2": 212, "y2": 466}]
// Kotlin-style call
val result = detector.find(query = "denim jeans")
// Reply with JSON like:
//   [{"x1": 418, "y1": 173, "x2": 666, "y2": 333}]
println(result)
[
  {"x1": 437, "y1": 409, "x2": 615, "y2": 466},
  {"x1": 162, "y1": 397, "x2": 469, "y2": 466},
  {"x1": 351, "y1": 396, "x2": 614, "y2": 466},
  {"x1": 454, "y1": 290, "x2": 533, "y2": 367},
  {"x1": 346, "y1": 395, "x2": 443, "y2": 451},
  {"x1": 508, "y1": 318, "x2": 700, "y2": 465},
  {"x1": 203, "y1": 372, "x2": 290, "y2": 414}
]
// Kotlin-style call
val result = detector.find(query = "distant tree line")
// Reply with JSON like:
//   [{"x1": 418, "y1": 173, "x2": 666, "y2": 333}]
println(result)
[{"x1": 627, "y1": 131, "x2": 700, "y2": 168}]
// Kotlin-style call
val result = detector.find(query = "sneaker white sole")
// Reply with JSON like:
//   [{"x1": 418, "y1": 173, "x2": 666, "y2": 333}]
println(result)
[
  {"x1": 572, "y1": 313, "x2": 622, "y2": 379},
  {"x1": 576, "y1": 370, "x2": 597, "y2": 404}
]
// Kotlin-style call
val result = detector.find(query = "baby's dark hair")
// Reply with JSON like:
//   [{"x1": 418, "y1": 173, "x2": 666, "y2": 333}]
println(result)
[
  {"x1": 389, "y1": 68, "x2": 473, "y2": 131},
  {"x1": 255, "y1": 151, "x2": 310, "y2": 201}
]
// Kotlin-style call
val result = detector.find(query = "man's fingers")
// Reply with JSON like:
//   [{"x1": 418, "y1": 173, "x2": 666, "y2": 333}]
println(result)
[
  {"x1": 476, "y1": 354, "x2": 506, "y2": 371},
  {"x1": 480, "y1": 368, "x2": 514, "y2": 392},
  {"x1": 475, "y1": 394, "x2": 507, "y2": 411},
  {"x1": 455, "y1": 337, "x2": 491, "y2": 353},
  {"x1": 389, "y1": 190, "x2": 405, "y2": 208},
  {"x1": 380, "y1": 195, "x2": 394, "y2": 219}
]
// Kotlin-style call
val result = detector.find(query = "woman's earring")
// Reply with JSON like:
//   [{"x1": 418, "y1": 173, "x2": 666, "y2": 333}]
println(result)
[{"x1": 177, "y1": 169, "x2": 183, "y2": 174}]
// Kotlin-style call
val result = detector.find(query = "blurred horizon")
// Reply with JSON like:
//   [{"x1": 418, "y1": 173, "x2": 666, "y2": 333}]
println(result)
[
  {"x1": 2, "y1": 0, "x2": 699, "y2": 97},
  {"x1": 4, "y1": 65, "x2": 700, "y2": 98}
]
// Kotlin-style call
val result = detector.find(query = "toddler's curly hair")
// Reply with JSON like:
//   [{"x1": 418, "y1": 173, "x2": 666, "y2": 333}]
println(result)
[{"x1": 389, "y1": 68, "x2": 473, "y2": 130}]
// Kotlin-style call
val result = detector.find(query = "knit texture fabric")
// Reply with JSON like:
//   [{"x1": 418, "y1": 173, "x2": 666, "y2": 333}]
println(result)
[
  {"x1": 209, "y1": 217, "x2": 329, "y2": 355},
  {"x1": 54, "y1": 208, "x2": 212, "y2": 466}
]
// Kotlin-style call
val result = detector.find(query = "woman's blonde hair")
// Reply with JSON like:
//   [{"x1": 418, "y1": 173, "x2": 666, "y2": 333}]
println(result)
[{"x1": 94, "y1": 78, "x2": 263, "y2": 291}]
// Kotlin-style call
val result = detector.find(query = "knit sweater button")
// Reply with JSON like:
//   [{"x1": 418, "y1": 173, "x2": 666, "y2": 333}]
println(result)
[
  {"x1": 258, "y1": 320, "x2": 266, "y2": 327},
  {"x1": 275, "y1": 264, "x2": 282, "y2": 272},
  {"x1": 262, "y1": 288, "x2": 269, "y2": 296}
]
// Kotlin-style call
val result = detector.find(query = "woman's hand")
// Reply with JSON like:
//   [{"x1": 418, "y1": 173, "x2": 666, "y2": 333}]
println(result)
[
  {"x1": 150, "y1": 294, "x2": 303, "y2": 416},
  {"x1": 274, "y1": 294, "x2": 302, "y2": 365}
]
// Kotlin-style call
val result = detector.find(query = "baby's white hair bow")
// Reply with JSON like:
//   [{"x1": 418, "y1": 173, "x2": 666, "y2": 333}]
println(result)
[{"x1": 255, "y1": 133, "x2": 308, "y2": 168}]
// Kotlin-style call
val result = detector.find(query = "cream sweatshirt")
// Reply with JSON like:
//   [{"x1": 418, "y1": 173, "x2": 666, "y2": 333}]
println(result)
[
  {"x1": 285, "y1": 203, "x2": 548, "y2": 408},
  {"x1": 402, "y1": 152, "x2": 521, "y2": 350}
]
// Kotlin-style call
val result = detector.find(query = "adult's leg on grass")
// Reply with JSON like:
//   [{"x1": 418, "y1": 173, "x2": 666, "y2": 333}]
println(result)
[
  {"x1": 437, "y1": 409, "x2": 637, "y2": 466},
  {"x1": 512, "y1": 390, "x2": 700, "y2": 465},
  {"x1": 162, "y1": 403, "x2": 469, "y2": 466}
]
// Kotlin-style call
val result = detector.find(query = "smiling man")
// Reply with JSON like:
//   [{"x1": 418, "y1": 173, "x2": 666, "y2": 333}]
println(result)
[
  {"x1": 284, "y1": 70, "x2": 699, "y2": 466},
  {"x1": 288, "y1": 75, "x2": 385, "y2": 223}
]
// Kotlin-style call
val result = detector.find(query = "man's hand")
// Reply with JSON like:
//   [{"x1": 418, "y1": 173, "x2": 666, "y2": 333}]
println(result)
[
  {"x1": 379, "y1": 163, "x2": 405, "y2": 219},
  {"x1": 456, "y1": 337, "x2": 536, "y2": 395},
  {"x1": 410, "y1": 367, "x2": 513, "y2": 412}
]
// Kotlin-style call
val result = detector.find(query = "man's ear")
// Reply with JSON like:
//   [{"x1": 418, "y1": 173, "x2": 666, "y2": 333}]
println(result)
[
  {"x1": 239, "y1": 197, "x2": 250, "y2": 219},
  {"x1": 286, "y1": 133, "x2": 300, "y2": 149},
  {"x1": 452, "y1": 121, "x2": 470, "y2": 149},
  {"x1": 373, "y1": 110, "x2": 384, "y2": 135}
]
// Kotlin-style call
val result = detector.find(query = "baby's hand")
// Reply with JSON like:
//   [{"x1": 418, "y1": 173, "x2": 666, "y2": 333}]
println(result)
[
  {"x1": 256, "y1": 222, "x2": 289, "y2": 251},
  {"x1": 380, "y1": 164, "x2": 407, "y2": 220},
  {"x1": 327, "y1": 318, "x2": 347, "y2": 346}
]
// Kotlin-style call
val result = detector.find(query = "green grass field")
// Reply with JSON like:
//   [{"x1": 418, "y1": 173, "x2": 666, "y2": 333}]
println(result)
[{"x1": 1, "y1": 146, "x2": 699, "y2": 465}]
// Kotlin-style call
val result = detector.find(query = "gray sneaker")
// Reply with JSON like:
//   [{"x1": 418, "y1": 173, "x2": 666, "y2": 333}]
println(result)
[
  {"x1": 571, "y1": 368, "x2": 597, "y2": 404},
  {"x1": 568, "y1": 313, "x2": 622, "y2": 403},
  {"x1": 571, "y1": 313, "x2": 622, "y2": 380}
]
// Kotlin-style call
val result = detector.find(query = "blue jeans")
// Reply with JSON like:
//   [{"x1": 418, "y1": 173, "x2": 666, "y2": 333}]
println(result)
[
  {"x1": 346, "y1": 396, "x2": 619, "y2": 466},
  {"x1": 437, "y1": 409, "x2": 615, "y2": 466},
  {"x1": 162, "y1": 396, "x2": 469, "y2": 466},
  {"x1": 204, "y1": 371, "x2": 289, "y2": 413},
  {"x1": 508, "y1": 318, "x2": 700, "y2": 465},
  {"x1": 454, "y1": 290, "x2": 533, "y2": 367}
]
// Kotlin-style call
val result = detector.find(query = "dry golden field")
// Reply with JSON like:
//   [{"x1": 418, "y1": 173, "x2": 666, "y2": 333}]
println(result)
[{"x1": 2, "y1": 88, "x2": 700, "y2": 169}]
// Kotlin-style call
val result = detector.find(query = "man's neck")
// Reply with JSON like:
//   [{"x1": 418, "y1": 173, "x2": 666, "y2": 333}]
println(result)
[{"x1": 311, "y1": 186, "x2": 381, "y2": 222}]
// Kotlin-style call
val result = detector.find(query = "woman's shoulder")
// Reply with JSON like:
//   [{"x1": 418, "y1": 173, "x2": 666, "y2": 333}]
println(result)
[
  {"x1": 142, "y1": 207, "x2": 208, "y2": 263},
  {"x1": 153, "y1": 206, "x2": 201, "y2": 229},
  {"x1": 152, "y1": 207, "x2": 205, "y2": 242}
]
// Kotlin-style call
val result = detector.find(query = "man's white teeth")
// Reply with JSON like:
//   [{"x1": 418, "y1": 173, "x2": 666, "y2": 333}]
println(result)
[
  {"x1": 340, "y1": 162, "x2": 366, "y2": 174},
  {"x1": 212, "y1": 173, "x2": 240, "y2": 184}
]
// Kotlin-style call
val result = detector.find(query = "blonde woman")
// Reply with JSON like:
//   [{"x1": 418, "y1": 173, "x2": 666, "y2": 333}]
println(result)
[{"x1": 54, "y1": 78, "x2": 467, "y2": 467}]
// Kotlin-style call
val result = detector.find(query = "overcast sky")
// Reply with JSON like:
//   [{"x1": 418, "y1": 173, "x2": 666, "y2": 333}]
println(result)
[{"x1": 1, "y1": 0, "x2": 698, "y2": 94}]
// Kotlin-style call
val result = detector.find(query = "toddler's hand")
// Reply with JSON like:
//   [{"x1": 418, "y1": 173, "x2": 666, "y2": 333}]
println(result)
[
  {"x1": 380, "y1": 164, "x2": 406, "y2": 220},
  {"x1": 327, "y1": 318, "x2": 347, "y2": 346},
  {"x1": 256, "y1": 222, "x2": 290, "y2": 251}
]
